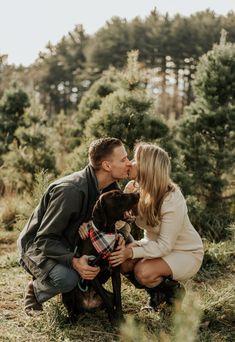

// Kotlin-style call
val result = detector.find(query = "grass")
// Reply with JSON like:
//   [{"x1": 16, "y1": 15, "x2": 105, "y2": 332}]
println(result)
[
  {"x1": 0, "y1": 195, "x2": 20, "y2": 231},
  {"x1": 0, "y1": 229, "x2": 234, "y2": 342}
]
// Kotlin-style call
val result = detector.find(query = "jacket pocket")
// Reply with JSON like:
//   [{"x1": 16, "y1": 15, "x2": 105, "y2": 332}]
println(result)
[{"x1": 23, "y1": 244, "x2": 56, "y2": 280}]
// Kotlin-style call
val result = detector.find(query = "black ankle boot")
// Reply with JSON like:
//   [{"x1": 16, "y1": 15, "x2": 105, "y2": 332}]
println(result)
[
  {"x1": 159, "y1": 278, "x2": 186, "y2": 305},
  {"x1": 144, "y1": 278, "x2": 186, "y2": 311},
  {"x1": 144, "y1": 286, "x2": 166, "y2": 311}
]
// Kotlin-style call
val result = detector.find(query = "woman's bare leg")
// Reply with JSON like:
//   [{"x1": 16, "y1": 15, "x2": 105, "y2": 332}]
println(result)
[
  {"x1": 120, "y1": 258, "x2": 138, "y2": 274},
  {"x1": 134, "y1": 258, "x2": 172, "y2": 287},
  {"x1": 120, "y1": 242, "x2": 140, "y2": 274}
]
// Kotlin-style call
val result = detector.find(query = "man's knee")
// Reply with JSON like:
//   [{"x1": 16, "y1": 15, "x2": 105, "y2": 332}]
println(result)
[{"x1": 49, "y1": 265, "x2": 79, "y2": 293}]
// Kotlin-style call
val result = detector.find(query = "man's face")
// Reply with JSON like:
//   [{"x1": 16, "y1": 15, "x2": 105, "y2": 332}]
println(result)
[{"x1": 104, "y1": 145, "x2": 131, "y2": 180}]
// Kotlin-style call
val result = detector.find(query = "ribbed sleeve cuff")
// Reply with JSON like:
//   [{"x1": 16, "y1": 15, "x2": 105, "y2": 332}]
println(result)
[{"x1": 131, "y1": 246, "x2": 146, "y2": 259}]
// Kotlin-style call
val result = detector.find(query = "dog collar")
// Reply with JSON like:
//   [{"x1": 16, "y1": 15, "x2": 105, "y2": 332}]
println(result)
[{"x1": 88, "y1": 222, "x2": 116, "y2": 259}]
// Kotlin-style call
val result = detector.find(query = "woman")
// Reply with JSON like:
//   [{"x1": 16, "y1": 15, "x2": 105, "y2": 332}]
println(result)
[{"x1": 109, "y1": 143, "x2": 204, "y2": 309}]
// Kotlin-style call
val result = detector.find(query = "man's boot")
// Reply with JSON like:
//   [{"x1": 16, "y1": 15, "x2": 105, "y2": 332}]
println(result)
[{"x1": 24, "y1": 280, "x2": 43, "y2": 316}]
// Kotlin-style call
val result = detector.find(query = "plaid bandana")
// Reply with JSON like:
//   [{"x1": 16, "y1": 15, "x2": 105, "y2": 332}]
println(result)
[{"x1": 88, "y1": 222, "x2": 116, "y2": 259}]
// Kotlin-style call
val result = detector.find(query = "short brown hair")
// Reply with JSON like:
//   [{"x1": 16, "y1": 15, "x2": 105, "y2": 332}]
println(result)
[{"x1": 89, "y1": 138, "x2": 123, "y2": 170}]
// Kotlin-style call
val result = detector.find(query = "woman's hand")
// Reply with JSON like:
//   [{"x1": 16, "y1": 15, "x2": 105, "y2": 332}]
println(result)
[{"x1": 109, "y1": 241, "x2": 133, "y2": 267}]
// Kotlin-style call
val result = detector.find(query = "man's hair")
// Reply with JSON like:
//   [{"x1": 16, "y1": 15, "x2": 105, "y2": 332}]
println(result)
[{"x1": 89, "y1": 138, "x2": 123, "y2": 170}]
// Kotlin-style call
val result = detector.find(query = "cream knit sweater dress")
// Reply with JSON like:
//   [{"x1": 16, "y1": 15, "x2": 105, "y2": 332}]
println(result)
[{"x1": 125, "y1": 181, "x2": 204, "y2": 281}]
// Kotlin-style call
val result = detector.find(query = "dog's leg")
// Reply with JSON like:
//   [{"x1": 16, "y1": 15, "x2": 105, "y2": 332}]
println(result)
[
  {"x1": 91, "y1": 278, "x2": 115, "y2": 323},
  {"x1": 112, "y1": 265, "x2": 124, "y2": 323},
  {"x1": 62, "y1": 289, "x2": 84, "y2": 323}
]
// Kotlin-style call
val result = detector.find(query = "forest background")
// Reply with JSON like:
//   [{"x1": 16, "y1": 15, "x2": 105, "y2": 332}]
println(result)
[{"x1": 0, "y1": 8, "x2": 234, "y2": 342}]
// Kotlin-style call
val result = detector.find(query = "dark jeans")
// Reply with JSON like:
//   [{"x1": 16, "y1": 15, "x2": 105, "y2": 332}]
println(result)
[{"x1": 33, "y1": 264, "x2": 79, "y2": 303}]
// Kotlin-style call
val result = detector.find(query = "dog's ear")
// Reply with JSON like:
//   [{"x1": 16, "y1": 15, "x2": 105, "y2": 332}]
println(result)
[{"x1": 92, "y1": 197, "x2": 107, "y2": 230}]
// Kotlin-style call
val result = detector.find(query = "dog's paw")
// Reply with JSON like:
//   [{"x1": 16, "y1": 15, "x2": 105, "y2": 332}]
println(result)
[
  {"x1": 65, "y1": 314, "x2": 79, "y2": 324},
  {"x1": 111, "y1": 312, "x2": 125, "y2": 326}
]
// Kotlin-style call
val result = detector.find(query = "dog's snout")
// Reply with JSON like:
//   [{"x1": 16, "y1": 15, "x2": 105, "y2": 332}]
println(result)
[
  {"x1": 134, "y1": 192, "x2": 140, "y2": 200},
  {"x1": 126, "y1": 191, "x2": 140, "y2": 203}
]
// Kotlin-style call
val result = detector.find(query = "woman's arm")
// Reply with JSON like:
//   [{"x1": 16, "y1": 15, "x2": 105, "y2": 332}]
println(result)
[{"x1": 131, "y1": 194, "x2": 186, "y2": 259}]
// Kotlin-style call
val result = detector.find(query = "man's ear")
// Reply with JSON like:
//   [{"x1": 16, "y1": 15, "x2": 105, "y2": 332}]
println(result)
[
  {"x1": 92, "y1": 197, "x2": 107, "y2": 230},
  {"x1": 101, "y1": 160, "x2": 111, "y2": 172}
]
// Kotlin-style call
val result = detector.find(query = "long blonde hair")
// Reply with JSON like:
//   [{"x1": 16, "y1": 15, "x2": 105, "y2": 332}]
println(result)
[{"x1": 135, "y1": 143, "x2": 176, "y2": 226}]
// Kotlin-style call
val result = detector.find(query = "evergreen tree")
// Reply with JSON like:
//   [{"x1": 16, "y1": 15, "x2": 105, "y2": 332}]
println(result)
[
  {"x1": 86, "y1": 17, "x2": 131, "y2": 71},
  {"x1": 49, "y1": 111, "x2": 81, "y2": 172},
  {"x1": 67, "y1": 51, "x2": 169, "y2": 172},
  {"x1": 1, "y1": 109, "x2": 57, "y2": 191},
  {"x1": 84, "y1": 51, "x2": 169, "y2": 151},
  {"x1": 77, "y1": 67, "x2": 122, "y2": 130},
  {"x1": 37, "y1": 25, "x2": 89, "y2": 115},
  {"x1": 178, "y1": 31, "x2": 235, "y2": 240},
  {"x1": 0, "y1": 89, "x2": 30, "y2": 157}
]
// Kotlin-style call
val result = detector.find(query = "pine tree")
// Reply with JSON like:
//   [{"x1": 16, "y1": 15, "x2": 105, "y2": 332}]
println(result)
[
  {"x1": 84, "y1": 51, "x2": 169, "y2": 151},
  {"x1": 77, "y1": 67, "x2": 122, "y2": 130},
  {"x1": 1, "y1": 109, "x2": 57, "y2": 191},
  {"x1": 67, "y1": 51, "x2": 169, "y2": 174},
  {"x1": 0, "y1": 88, "x2": 30, "y2": 157},
  {"x1": 178, "y1": 31, "x2": 235, "y2": 240}
]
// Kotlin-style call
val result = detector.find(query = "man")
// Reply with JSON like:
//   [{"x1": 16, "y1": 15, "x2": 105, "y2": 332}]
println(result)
[{"x1": 17, "y1": 137, "x2": 131, "y2": 315}]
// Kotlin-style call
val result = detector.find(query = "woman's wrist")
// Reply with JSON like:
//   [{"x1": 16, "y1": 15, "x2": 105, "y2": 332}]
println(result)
[{"x1": 125, "y1": 247, "x2": 133, "y2": 259}]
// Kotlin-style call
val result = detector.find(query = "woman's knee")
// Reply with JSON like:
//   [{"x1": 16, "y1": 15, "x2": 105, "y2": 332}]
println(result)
[
  {"x1": 49, "y1": 265, "x2": 79, "y2": 293},
  {"x1": 134, "y1": 258, "x2": 172, "y2": 285},
  {"x1": 134, "y1": 264, "x2": 153, "y2": 285}
]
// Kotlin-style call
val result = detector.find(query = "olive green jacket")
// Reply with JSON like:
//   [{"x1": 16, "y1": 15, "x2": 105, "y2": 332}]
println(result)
[{"x1": 17, "y1": 165, "x2": 118, "y2": 280}]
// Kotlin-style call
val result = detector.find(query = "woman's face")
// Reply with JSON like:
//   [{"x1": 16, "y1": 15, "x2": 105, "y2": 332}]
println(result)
[{"x1": 128, "y1": 159, "x2": 138, "y2": 180}]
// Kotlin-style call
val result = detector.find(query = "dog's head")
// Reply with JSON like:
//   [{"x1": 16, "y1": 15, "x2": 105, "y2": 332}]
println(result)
[{"x1": 92, "y1": 190, "x2": 139, "y2": 233}]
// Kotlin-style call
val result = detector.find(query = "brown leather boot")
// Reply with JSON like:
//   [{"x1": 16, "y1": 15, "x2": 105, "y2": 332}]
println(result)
[{"x1": 24, "y1": 280, "x2": 43, "y2": 316}]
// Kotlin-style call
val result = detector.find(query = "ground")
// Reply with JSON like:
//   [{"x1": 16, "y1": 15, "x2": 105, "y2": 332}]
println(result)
[{"x1": 0, "y1": 230, "x2": 234, "y2": 342}]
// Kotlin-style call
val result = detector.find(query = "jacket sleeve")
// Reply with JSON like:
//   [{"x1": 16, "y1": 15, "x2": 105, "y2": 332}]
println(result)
[
  {"x1": 34, "y1": 184, "x2": 84, "y2": 267},
  {"x1": 132, "y1": 194, "x2": 186, "y2": 259}
]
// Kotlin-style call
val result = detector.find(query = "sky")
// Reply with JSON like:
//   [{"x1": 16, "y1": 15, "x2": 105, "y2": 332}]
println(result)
[{"x1": 0, "y1": 0, "x2": 234, "y2": 66}]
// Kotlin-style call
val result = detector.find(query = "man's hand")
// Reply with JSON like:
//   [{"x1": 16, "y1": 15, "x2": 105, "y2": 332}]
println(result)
[{"x1": 72, "y1": 255, "x2": 100, "y2": 280}]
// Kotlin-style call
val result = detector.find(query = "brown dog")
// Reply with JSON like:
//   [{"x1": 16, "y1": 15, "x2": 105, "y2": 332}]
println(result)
[{"x1": 62, "y1": 190, "x2": 139, "y2": 324}]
